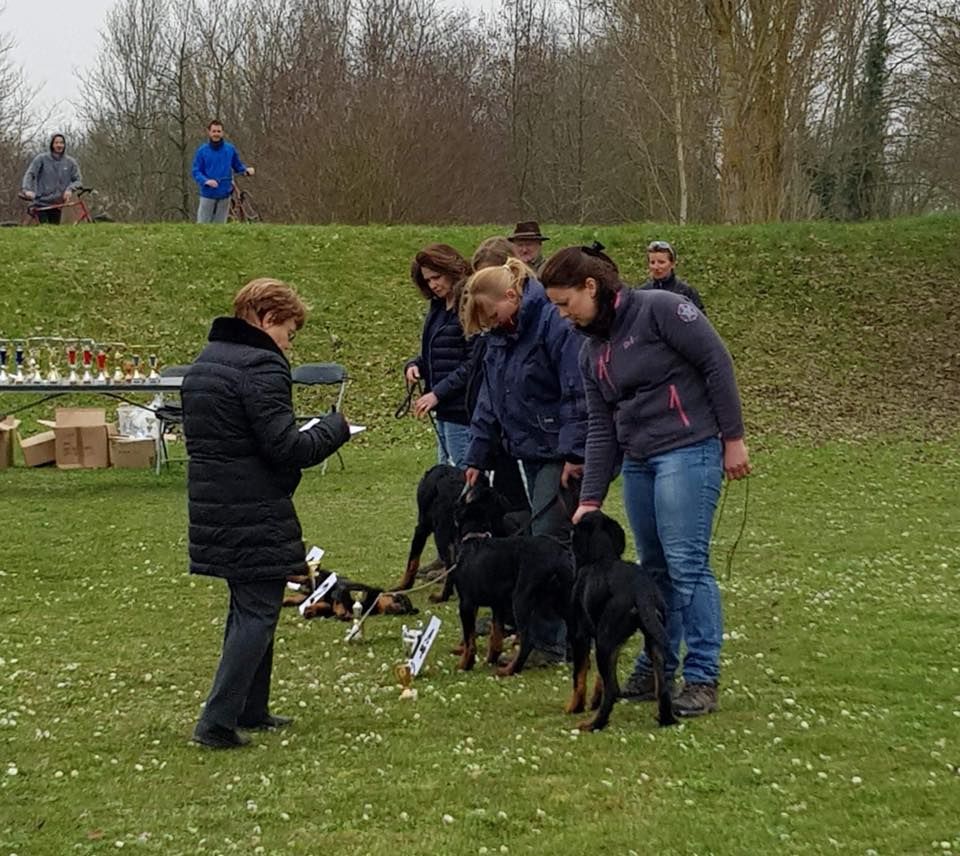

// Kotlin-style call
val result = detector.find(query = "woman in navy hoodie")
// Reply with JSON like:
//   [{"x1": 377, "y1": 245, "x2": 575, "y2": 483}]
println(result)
[
  {"x1": 404, "y1": 244, "x2": 474, "y2": 467},
  {"x1": 460, "y1": 257, "x2": 588, "y2": 665},
  {"x1": 541, "y1": 244, "x2": 750, "y2": 717}
]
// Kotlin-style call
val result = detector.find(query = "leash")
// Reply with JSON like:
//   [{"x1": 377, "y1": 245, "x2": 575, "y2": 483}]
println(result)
[
  {"x1": 712, "y1": 477, "x2": 750, "y2": 579},
  {"x1": 394, "y1": 378, "x2": 451, "y2": 465}
]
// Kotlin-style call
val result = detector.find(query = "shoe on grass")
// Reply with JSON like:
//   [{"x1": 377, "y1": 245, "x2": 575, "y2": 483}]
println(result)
[
  {"x1": 620, "y1": 671, "x2": 678, "y2": 702},
  {"x1": 672, "y1": 682, "x2": 718, "y2": 717},
  {"x1": 192, "y1": 722, "x2": 251, "y2": 749},
  {"x1": 237, "y1": 714, "x2": 294, "y2": 731},
  {"x1": 524, "y1": 649, "x2": 566, "y2": 668}
]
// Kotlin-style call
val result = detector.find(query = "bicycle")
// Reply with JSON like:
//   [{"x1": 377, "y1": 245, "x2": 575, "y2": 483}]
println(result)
[
  {"x1": 227, "y1": 177, "x2": 261, "y2": 223},
  {"x1": 16, "y1": 187, "x2": 110, "y2": 225}
]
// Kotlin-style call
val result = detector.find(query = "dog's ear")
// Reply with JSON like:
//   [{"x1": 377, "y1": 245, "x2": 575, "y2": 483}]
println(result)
[{"x1": 599, "y1": 513, "x2": 627, "y2": 557}]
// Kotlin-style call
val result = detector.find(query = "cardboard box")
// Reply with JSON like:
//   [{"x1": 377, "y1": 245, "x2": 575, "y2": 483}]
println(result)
[
  {"x1": 19, "y1": 430, "x2": 56, "y2": 467},
  {"x1": 50, "y1": 408, "x2": 110, "y2": 469},
  {"x1": 0, "y1": 417, "x2": 21, "y2": 468},
  {"x1": 109, "y1": 436, "x2": 156, "y2": 469}
]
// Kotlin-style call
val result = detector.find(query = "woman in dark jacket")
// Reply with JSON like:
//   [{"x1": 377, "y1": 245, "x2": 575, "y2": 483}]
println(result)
[
  {"x1": 541, "y1": 245, "x2": 749, "y2": 718},
  {"x1": 183, "y1": 278, "x2": 351, "y2": 749},
  {"x1": 460, "y1": 257, "x2": 589, "y2": 664},
  {"x1": 404, "y1": 244, "x2": 474, "y2": 468}
]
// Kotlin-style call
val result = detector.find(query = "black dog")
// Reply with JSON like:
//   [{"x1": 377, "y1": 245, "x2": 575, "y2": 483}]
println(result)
[
  {"x1": 394, "y1": 465, "x2": 530, "y2": 604},
  {"x1": 567, "y1": 511, "x2": 677, "y2": 731},
  {"x1": 286, "y1": 571, "x2": 417, "y2": 621},
  {"x1": 453, "y1": 483, "x2": 573, "y2": 674},
  {"x1": 394, "y1": 464, "x2": 466, "y2": 598}
]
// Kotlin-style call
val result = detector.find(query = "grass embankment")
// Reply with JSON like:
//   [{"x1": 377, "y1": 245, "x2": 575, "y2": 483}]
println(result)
[{"x1": 1, "y1": 219, "x2": 959, "y2": 855}]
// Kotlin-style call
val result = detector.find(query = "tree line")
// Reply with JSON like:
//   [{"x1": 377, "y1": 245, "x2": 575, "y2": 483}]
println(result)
[{"x1": 2, "y1": 0, "x2": 960, "y2": 225}]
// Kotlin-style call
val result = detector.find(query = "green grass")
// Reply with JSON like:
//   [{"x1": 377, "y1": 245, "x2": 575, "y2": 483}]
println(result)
[
  {"x1": 2, "y1": 220, "x2": 960, "y2": 854},
  {"x1": 1, "y1": 440, "x2": 958, "y2": 855}
]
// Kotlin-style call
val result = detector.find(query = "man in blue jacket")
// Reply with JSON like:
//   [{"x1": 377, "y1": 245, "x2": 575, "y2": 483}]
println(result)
[{"x1": 191, "y1": 120, "x2": 255, "y2": 223}]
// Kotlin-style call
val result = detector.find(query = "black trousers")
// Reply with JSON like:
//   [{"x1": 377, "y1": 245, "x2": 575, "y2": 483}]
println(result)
[
  {"x1": 197, "y1": 577, "x2": 286, "y2": 730},
  {"x1": 37, "y1": 208, "x2": 62, "y2": 225}
]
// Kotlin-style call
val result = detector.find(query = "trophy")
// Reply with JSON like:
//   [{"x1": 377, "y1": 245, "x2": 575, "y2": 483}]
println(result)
[
  {"x1": 45, "y1": 338, "x2": 62, "y2": 383},
  {"x1": 109, "y1": 344, "x2": 125, "y2": 383},
  {"x1": 130, "y1": 349, "x2": 144, "y2": 383},
  {"x1": 345, "y1": 595, "x2": 364, "y2": 642},
  {"x1": 26, "y1": 339, "x2": 44, "y2": 383},
  {"x1": 13, "y1": 341, "x2": 26, "y2": 384},
  {"x1": 80, "y1": 341, "x2": 94, "y2": 384},
  {"x1": 95, "y1": 348, "x2": 108, "y2": 384},
  {"x1": 394, "y1": 661, "x2": 416, "y2": 699},
  {"x1": 0, "y1": 340, "x2": 8, "y2": 384},
  {"x1": 147, "y1": 351, "x2": 161, "y2": 382},
  {"x1": 65, "y1": 342, "x2": 79, "y2": 384}
]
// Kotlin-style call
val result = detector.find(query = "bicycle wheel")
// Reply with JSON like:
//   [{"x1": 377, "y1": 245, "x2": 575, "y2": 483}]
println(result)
[{"x1": 238, "y1": 190, "x2": 261, "y2": 223}]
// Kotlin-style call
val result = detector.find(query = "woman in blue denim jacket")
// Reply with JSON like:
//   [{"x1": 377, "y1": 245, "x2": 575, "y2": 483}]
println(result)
[
  {"x1": 460, "y1": 257, "x2": 589, "y2": 664},
  {"x1": 541, "y1": 244, "x2": 750, "y2": 717}
]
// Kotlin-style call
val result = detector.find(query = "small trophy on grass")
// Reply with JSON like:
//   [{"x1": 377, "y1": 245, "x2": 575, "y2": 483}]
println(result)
[{"x1": 13, "y1": 341, "x2": 26, "y2": 384}]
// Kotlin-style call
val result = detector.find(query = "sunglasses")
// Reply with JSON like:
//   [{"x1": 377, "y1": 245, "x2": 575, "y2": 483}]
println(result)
[{"x1": 646, "y1": 240, "x2": 675, "y2": 257}]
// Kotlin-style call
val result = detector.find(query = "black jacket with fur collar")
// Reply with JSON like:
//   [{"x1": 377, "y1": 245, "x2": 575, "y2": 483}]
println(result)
[{"x1": 182, "y1": 316, "x2": 350, "y2": 581}]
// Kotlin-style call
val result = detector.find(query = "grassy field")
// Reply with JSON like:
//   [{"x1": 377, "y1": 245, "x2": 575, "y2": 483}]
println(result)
[{"x1": 1, "y1": 220, "x2": 959, "y2": 855}]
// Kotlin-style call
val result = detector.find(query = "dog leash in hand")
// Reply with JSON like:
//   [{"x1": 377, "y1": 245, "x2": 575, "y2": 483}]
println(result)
[
  {"x1": 712, "y1": 477, "x2": 750, "y2": 579},
  {"x1": 394, "y1": 378, "x2": 451, "y2": 464}
]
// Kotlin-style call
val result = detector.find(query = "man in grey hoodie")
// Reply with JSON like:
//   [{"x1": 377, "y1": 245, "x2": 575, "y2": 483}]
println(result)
[{"x1": 21, "y1": 134, "x2": 83, "y2": 225}]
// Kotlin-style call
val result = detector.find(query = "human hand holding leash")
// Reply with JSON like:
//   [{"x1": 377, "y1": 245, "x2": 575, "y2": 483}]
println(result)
[
  {"x1": 724, "y1": 438, "x2": 751, "y2": 480},
  {"x1": 465, "y1": 467, "x2": 481, "y2": 486},
  {"x1": 413, "y1": 391, "x2": 438, "y2": 418},
  {"x1": 404, "y1": 365, "x2": 421, "y2": 384}
]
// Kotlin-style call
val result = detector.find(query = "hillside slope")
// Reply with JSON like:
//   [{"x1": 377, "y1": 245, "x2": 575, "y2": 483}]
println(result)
[{"x1": 2, "y1": 217, "x2": 958, "y2": 441}]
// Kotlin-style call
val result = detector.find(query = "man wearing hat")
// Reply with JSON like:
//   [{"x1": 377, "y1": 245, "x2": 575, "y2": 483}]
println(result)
[{"x1": 507, "y1": 221, "x2": 549, "y2": 273}]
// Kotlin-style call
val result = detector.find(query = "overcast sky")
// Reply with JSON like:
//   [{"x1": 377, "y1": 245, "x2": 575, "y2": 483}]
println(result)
[{"x1": 2, "y1": 0, "x2": 496, "y2": 135}]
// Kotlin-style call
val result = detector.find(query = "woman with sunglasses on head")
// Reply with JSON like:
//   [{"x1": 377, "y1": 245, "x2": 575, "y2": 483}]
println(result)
[
  {"x1": 460, "y1": 257, "x2": 589, "y2": 666},
  {"x1": 541, "y1": 244, "x2": 750, "y2": 717},
  {"x1": 641, "y1": 240, "x2": 706, "y2": 313}
]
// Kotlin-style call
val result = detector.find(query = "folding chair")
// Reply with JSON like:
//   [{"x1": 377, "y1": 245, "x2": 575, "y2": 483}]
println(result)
[
  {"x1": 154, "y1": 364, "x2": 190, "y2": 474},
  {"x1": 292, "y1": 362, "x2": 350, "y2": 474}
]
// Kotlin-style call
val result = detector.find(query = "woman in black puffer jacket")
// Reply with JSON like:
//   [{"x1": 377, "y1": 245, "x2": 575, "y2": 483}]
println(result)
[
  {"x1": 403, "y1": 243, "x2": 474, "y2": 468},
  {"x1": 183, "y1": 278, "x2": 350, "y2": 749}
]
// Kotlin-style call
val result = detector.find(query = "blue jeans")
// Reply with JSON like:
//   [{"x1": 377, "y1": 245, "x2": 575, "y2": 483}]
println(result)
[
  {"x1": 436, "y1": 419, "x2": 471, "y2": 469},
  {"x1": 623, "y1": 437, "x2": 723, "y2": 685},
  {"x1": 197, "y1": 196, "x2": 230, "y2": 223}
]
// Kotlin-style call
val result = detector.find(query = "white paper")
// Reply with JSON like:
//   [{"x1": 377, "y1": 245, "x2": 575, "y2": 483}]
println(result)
[
  {"x1": 299, "y1": 418, "x2": 320, "y2": 433},
  {"x1": 349, "y1": 424, "x2": 366, "y2": 435},
  {"x1": 408, "y1": 616, "x2": 441, "y2": 676},
  {"x1": 298, "y1": 572, "x2": 338, "y2": 616},
  {"x1": 305, "y1": 545, "x2": 325, "y2": 564},
  {"x1": 286, "y1": 581, "x2": 302, "y2": 591}
]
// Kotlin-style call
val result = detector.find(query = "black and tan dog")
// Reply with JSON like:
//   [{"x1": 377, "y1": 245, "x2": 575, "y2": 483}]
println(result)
[
  {"x1": 453, "y1": 483, "x2": 574, "y2": 674},
  {"x1": 393, "y1": 464, "x2": 467, "y2": 599},
  {"x1": 285, "y1": 570, "x2": 417, "y2": 621},
  {"x1": 566, "y1": 511, "x2": 677, "y2": 731}
]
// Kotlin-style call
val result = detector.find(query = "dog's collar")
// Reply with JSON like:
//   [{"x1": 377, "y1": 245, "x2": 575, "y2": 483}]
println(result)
[{"x1": 461, "y1": 531, "x2": 493, "y2": 542}]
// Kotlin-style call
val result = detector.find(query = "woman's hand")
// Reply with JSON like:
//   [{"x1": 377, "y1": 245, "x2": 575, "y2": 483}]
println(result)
[
  {"x1": 571, "y1": 503, "x2": 600, "y2": 524},
  {"x1": 723, "y1": 438, "x2": 751, "y2": 480},
  {"x1": 465, "y1": 467, "x2": 481, "y2": 486},
  {"x1": 405, "y1": 364, "x2": 421, "y2": 384},
  {"x1": 413, "y1": 392, "x2": 438, "y2": 418},
  {"x1": 561, "y1": 461, "x2": 583, "y2": 488}
]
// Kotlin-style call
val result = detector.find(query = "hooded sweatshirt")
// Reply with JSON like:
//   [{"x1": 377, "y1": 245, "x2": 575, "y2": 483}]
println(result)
[{"x1": 21, "y1": 135, "x2": 82, "y2": 205}]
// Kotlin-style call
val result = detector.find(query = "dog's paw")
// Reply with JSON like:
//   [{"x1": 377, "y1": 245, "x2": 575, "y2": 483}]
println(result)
[
  {"x1": 576, "y1": 717, "x2": 600, "y2": 732},
  {"x1": 496, "y1": 663, "x2": 517, "y2": 678},
  {"x1": 564, "y1": 697, "x2": 585, "y2": 715}
]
